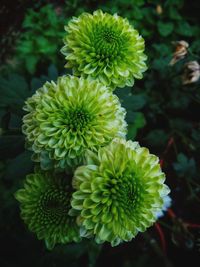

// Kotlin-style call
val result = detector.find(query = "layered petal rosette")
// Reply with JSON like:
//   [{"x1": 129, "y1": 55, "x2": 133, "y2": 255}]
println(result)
[
  {"x1": 71, "y1": 138, "x2": 170, "y2": 246},
  {"x1": 22, "y1": 75, "x2": 127, "y2": 170},
  {"x1": 61, "y1": 10, "x2": 147, "y2": 90},
  {"x1": 15, "y1": 170, "x2": 80, "y2": 249}
]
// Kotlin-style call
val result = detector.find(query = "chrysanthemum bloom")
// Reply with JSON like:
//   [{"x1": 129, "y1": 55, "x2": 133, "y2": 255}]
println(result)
[
  {"x1": 61, "y1": 10, "x2": 147, "y2": 90},
  {"x1": 15, "y1": 171, "x2": 81, "y2": 249},
  {"x1": 71, "y1": 138, "x2": 170, "y2": 246},
  {"x1": 22, "y1": 75, "x2": 127, "y2": 170}
]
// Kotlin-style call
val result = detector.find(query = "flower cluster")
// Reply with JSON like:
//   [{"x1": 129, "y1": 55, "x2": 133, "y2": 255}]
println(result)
[
  {"x1": 16, "y1": 9, "x2": 170, "y2": 250},
  {"x1": 61, "y1": 10, "x2": 147, "y2": 90}
]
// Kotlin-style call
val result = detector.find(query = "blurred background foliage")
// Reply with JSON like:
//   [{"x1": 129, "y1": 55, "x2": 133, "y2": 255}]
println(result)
[{"x1": 0, "y1": 0, "x2": 200, "y2": 266}]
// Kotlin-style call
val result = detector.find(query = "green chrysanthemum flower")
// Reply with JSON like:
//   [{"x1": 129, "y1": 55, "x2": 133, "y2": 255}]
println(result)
[
  {"x1": 22, "y1": 75, "x2": 127, "y2": 170},
  {"x1": 61, "y1": 10, "x2": 147, "y2": 90},
  {"x1": 15, "y1": 171, "x2": 81, "y2": 249},
  {"x1": 71, "y1": 138, "x2": 170, "y2": 246}
]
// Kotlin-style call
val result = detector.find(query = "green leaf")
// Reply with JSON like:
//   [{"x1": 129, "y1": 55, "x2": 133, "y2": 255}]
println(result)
[
  {"x1": 0, "y1": 135, "x2": 25, "y2": 160},
  {"x1": 0, "y1": 74, "x2": 30, "y2": 113},
  {"x1": 169, "y1": 6, "x2": 182, "y2": 20},
  {"x1": 30, "y1": 78, "x2": 44, "y2": 93},
  {"x1": 127, "y1": 112, "x2": 146, "y2": 139},
  {"x1": 36, "y1": 36, "x2": 50, "y2": 50},
  {"x1": 115, "y1": 88, "x2": 146, "y2": 111},
  {"x1": 132, "y1": 6, "x2": 144, "y2": 20},
  {"x1": 47, "y1": 64, "x2": 59, "y2": 80},
  {"x1": 170, "y1": 118, "x2": 192, "y2": 133},
  {"x1": 17, "y1": 40, "x2": 33, "y2": 54},
  {"x1": 9, "y1": 114, "x2": 22, "y2": 128},
  {"x1": 4, "y1": 151, "x2": 34, "y2": 180},
  {"x1": 25, "y1": 55, "x2": 38, "y2": 74},
  {"x1": 153, "y1": 43, "x2": 171, "y2": 56},
  {"x1": 176, "y1": 21, "x2": 194, "y2": 36},
  {"x1": 173, "y1": 153, "x2": 196, "y2": 178},
  {"x1": 166, "y1": 91, "x2": 190, "y2": 109},
  {"x1": 151, "y1": 56, "x2": 171, "y2": 71},
  {"x1": 88, "y1": 241, "x2": 102, "y2": 267},
  {"x1": 166, "y1": 0, "x2": 184, "y2": 8},
  {"x1": 124, "y1": 94, "x2": 146, "y2": 111},
  {"x1": 157, "y1": 21, "x2": 174, "y2": 36},
  {"x1": 30, "y1": 64, "x2": 59, "y2": 93},
  {"x1": 145, "y1": 129, "x2": 169, "y2": 148}
]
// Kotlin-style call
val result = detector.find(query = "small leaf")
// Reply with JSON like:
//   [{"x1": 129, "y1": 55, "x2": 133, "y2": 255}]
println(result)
[
  {"x1": 0, "y1": 135, "x2": 25, "y2": 160},
  {"x1": 169, "y1": 6, "x2": 182, "y2": 20},
  {"x1": 0, "y1": 74, "x2": 31, "y2": 115},
  {"x1": 115, "y1": 88, "x2": 146, "y2": 111},
  {"x1": 145, "y1": 129, "x2": 169, "y2": 148},
  {"x1": 176, "y1": 21, "x2": 194, "y2": 37},
  {"x1": 127, "y1": 112, "x2": 146, "y2": 139},
  {"x1": 47, "y1": 64, "x2": 59, "y2": 80},
  {"x1": 173, "y1": 153, "x2": 196, "y2": 178},
  {"x1": 4, "y1": 151, "x2": 34, "y2": 180},
  {"x1": 157, "y1": 21, "x2": 174, "y2": 36},
  {"x1": 25, "y1": 55, "x2": 38, "y2": 74}
]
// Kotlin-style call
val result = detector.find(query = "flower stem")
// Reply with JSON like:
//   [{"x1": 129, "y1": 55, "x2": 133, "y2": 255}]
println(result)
[
  {"x1": 185, "y1": 223, "x2": 200, "y2": 229},
  {"x1": 167, "y1": 208, "x2": 176, "y2": 219},
  {"x1": 154, "y1": 223, "x2": 167, "y2": 254}
]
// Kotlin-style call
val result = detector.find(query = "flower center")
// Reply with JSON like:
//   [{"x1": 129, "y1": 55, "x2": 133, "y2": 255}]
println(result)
[
  {"x1": 107, "y1": 175, "x2": 140, "y2": 215},
  {"x1": 67, "y1": 109, "x2": 91, "y2": 131},
  {"x1": 94, "y1": 26, "x2": 122, "y2": 59},
  {"x1": 103, "y1": 30, "x2": 117, "y2": 43},
  {"x1": 38, "y1": 189, "x2": 69, "y2": 223}
]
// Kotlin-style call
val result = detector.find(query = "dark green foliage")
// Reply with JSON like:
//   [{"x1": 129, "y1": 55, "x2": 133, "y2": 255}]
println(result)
[
  {"x1": 0, "y1": 74, "x2": 32, "y2": 115},
  {"x1": 145, "y1": 129, "x2": 169, "y2": 149},
  {"x1": 115, "y1": 87, "x2": 147, "y2": 139},
  {"x1": 157, "y1": 21, "x2": 174, "y2": 37},
  {"x1": 15, "y1": 4, "x2": 66, "y2": 74},
  {"x1": 173, "y1": 153, "x2": 196, "y2": 179},
  {"x1": 0, "y1": 64, "x2": 59, "y2": 180}
]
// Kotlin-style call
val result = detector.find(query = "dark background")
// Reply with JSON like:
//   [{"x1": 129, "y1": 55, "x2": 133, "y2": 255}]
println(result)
[{"x1": 0, "y1": 0, "x2": 200, "y2": 266}]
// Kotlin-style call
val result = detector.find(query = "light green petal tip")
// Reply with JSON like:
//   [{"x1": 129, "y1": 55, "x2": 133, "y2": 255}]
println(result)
[
  {"x1": 15, "y1": 170, "x2": 81, "y2": 249},
  {"x1": 71, "y1": 138, "x2": 170, "y2": 246},
  {"x1": 61, "y1": 10, "x2": 147, "y2": 90},
  {"x1": 22, "y1": 75, "x2": 127, "y2": 170}
]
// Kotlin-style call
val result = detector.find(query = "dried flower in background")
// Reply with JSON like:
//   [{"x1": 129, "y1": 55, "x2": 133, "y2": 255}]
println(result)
[
  {"x1": 169, "y1": 40, "x2": 189, "y2": 66},
  {"x1": 156, "y1": 5, "x2": 163, "y2": 15},
  {"x1": 182, "y1": 61, "x2": 200, "y2": 85}
]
